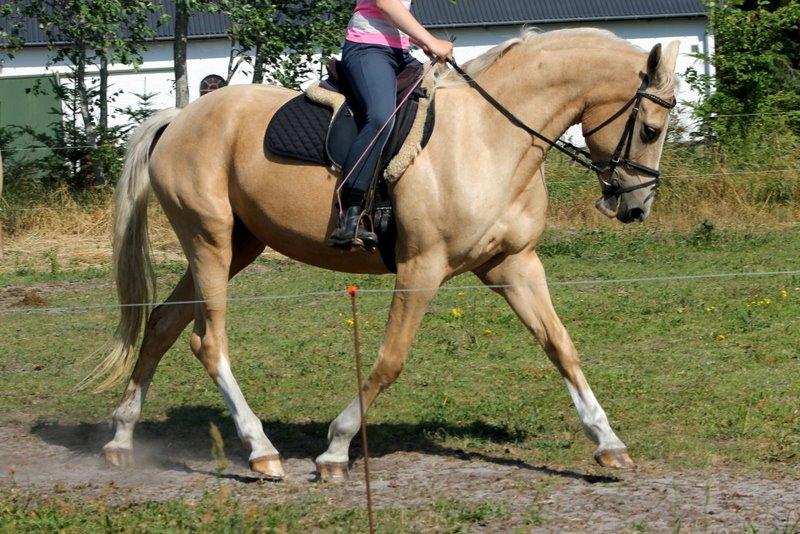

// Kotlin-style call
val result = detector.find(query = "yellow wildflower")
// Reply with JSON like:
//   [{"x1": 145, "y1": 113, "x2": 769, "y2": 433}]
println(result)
[
  {"x1": 457, "y1": 291, "x2": 465, "y2": 297},
  {"x1": 483, "y1": 329, "x2": 494, "y2": 337},
  {"x1": 780, "y1": 289, "x2": 789, "y2": 298},
  {"x1": 715, "y1": 334, "x2": 726, "y2": 342},
  {"x1": 451, "y1": 307, "x2": 463, "y2": 319},
  {"x1": 345, "y1": 318, "x2": 355, "y2": 327}
]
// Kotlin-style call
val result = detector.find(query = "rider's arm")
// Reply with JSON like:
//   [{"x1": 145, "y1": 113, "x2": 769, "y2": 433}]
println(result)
[{"x1": 375, "y1": 0, "x2": 454, "y2": 61}]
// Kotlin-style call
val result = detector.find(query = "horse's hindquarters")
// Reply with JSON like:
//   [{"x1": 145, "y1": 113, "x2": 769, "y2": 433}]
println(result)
[{"x1": 149, "y1": 84, "x2": 390, "y2": 275}]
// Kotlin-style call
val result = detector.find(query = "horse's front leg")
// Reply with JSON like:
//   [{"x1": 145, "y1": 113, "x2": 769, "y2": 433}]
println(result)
[
  {"x1": 315, "y1": 256, "x2": 447, "y2": 480},
  {"x1": 477, "y1": 249, "x2": 633, "y2": 468}
]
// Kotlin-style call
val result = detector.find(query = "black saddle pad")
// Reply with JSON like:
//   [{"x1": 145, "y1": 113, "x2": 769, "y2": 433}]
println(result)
[
  {"x1": 266, "y1": 89, "x2": 429, "y2": 171},
  {"x1": 266, "y1": 95, "x2": 332, "y2": 165},
  {"x1": 265, "y1": 80, "x2": 435, "y2": 274}
]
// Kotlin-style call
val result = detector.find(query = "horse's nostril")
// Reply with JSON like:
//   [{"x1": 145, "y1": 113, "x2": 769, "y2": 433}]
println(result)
[{"x1": 628, "y1": 208, "x2": 644, "y2": 222}]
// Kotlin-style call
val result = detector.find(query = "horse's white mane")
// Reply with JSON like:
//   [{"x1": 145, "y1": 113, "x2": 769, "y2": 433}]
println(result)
[{"x1": 434, "y1": 27, "x2": 676, "y2": 96}]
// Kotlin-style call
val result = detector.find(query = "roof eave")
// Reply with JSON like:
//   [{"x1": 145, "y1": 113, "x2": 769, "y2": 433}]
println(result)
[
  {"x1": 14, "y1": 12, "x2": 709, "y2": 48},
  {"x1": 17, "y1": 33, "x2": 228, "y2": 48},
  {"x1": 422, "y1": 12, "x2": 708, "y2": 29}
]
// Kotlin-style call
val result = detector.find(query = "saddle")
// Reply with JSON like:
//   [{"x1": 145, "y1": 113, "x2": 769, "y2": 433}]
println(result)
[{"x1": 266, "y1": 60, "x2": 436, "y2": 272}]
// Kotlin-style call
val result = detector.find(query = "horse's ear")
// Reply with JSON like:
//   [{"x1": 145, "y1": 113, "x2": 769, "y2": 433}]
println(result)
[
  {"x1": 646, "y1": 43, "x2": 662, "y2": 80},
  {"x1": 647, "y1": 41, "x2": 681, "y2": 85},
  {"x1": 662, "y1": 40, "x2": 681, "y2": 73}
]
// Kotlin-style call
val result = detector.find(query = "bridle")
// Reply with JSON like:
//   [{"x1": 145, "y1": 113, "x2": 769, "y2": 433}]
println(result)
[
  {"x1": 446, "y1": 60, "x2": 676, "y2": 199},
  {"x1": 583, "y1": 75, "x2": 677, "y2": 198}
]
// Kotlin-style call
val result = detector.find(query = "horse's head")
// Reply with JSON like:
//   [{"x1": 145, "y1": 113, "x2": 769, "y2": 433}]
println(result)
[{"x1": 582, "y1": 41, "x2": 680, "y2": 223}]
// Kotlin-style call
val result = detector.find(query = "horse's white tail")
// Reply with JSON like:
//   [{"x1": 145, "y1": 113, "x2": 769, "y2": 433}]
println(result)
[{"x1": 82, "y1": 109, "x2": 181, "y2": 392}]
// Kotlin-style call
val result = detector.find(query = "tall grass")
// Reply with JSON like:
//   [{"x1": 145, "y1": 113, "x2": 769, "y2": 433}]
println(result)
[
  {"x1": 547, "y1": 119, "x2": 800, "y2": 229},
  {"x1": 0, "y1": 185, "x2": 180, "y2": 273},
  {"x1": 1, "y1": 120, "x2": 798, "y2": 272}
]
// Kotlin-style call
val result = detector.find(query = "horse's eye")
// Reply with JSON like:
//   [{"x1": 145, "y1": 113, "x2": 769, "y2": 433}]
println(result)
[{"x1": 641, "y1": 124, "x2": 661, "y2": 143}]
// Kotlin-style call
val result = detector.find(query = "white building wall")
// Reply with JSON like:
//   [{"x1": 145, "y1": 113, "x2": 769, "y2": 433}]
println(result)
[
  {"x1": 0, "y1": 17, "x2": 712, "y2": 132},
  {"x1": 0, "y1": 39, "x2": 253, "y2": 127},
  {"x1": 432, "y1": 18, "x2": 713, "y2": 142},
  {"x1": 437, "y1": 18, "x2": 713, "y2": 105}
]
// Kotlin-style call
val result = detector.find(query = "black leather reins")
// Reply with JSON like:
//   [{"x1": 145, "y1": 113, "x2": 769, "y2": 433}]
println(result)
[{"x1": 446, "y1": 58, "x2": 676, "y2": 198}]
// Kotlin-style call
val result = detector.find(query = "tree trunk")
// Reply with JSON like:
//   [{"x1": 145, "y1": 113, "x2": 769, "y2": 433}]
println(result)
[
  {"x1": 76, "y1": 46, "x2": 105, "y2": 186},
  {"x1": 99, "y1": 54, "x2": 109, "y2": 131},
  {"x1": 252, "y1": 44, "x2": 265, "y2": 85},
  {"x1": 174, "y1": 0, "x2": 190, "y2": 107}
]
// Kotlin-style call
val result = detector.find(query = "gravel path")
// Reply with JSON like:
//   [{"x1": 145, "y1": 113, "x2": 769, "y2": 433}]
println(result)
[{"x1": 1, "y1": 424, "x2": 797, "y2": 531}]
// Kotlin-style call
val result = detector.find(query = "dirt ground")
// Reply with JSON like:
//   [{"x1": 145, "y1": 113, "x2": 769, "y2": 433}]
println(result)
[{"x1": 1, "y1": 423, "x2": 798, "y2": 532}]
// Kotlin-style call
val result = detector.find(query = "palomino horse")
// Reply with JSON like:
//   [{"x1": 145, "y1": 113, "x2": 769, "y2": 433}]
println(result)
[{"x1": 93, "y1": 29, "x2": 680, "y2": 480}]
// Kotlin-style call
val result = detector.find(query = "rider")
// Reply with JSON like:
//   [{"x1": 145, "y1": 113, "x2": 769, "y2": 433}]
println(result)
[{"x1": 327, "y1": 0, "x2": 454, "y2": 250}]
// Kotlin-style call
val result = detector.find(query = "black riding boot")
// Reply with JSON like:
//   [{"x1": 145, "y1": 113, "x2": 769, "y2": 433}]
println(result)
[{"x1": 327, "y1": 206, "x2": 379, "y2": 250}]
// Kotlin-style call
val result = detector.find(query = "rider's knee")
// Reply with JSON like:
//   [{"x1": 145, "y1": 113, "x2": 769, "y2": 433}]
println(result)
[{"x1": 365, "y1": 108, "x2": 395, "y2": 130}]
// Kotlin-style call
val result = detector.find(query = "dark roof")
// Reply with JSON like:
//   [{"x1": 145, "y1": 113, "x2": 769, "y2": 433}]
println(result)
[
  {"x1": 414, "y1": 0, "x2": 707, "y2": 28},
  {"x1": 2, "y1": 0, "x2": 706, "y2": 48},
  {"x1": 0, "y1": 1, "x2": 231, "y2": 46}
]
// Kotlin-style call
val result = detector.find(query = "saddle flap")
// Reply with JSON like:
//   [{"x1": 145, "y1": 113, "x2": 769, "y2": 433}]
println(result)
[{"x1": 325, "y1": 104, "x2": 359, "y2": 171}]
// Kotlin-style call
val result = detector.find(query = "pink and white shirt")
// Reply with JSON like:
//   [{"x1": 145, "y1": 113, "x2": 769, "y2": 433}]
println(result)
[{"x1": 346, "y1": 0, "x2": 413, "y2": 50}]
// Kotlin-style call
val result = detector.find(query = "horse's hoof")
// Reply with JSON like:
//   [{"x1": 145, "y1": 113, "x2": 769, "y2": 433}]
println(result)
[
  {"x1": 105, "y1": 448, "x2": 134, "y2": 468},
  {"x1": 316, "y1": 461, "x2": 349, "y2": 482},
  {"x1": 594, "y1": 448, "x2": 635, "y2": 469},
  {"x1": 250, "y1": 454, "x2": 285, "y2": 481}
]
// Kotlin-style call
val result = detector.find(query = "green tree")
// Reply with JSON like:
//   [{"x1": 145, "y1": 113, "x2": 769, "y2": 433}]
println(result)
[
  {"x1": 686, "y1": 0, "x2": 800, "y2": 138},
  {"x1": 172, "y1": 0, "x2": 220, "y2": 106},
  {"x1": 174, "y1": 0, "x2": 190, "y2": 107},
  {"x1": 0, "y1": 3, "x2": 26, "y2": 63},
  {"x1": 218, "y1": 0, "x2": 351, "y2": 89},
  {"x1": 16, "y1": 0, "x2": 159, "y2": 187}
]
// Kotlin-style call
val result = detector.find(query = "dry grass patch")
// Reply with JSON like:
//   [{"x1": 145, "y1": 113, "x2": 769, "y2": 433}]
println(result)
[{"x1": 1, "y1": 191, "x2": 182, "y2": 274}]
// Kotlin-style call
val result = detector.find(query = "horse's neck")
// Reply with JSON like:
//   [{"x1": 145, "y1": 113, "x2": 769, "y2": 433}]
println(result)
[
  {"x1": 439, "y1": 46, "x2": 634, "y2": 186},
  {"x1": 475, "y1": 48, "x2": 592, "y2": 142},
  {"x1": 429, "y1": 48, "x2": 593, "y2": 197}
]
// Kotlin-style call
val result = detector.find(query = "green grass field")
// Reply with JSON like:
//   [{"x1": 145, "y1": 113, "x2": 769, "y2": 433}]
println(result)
[{"x1": 1, "y1": 224, "x2": 799, "y2": 531}]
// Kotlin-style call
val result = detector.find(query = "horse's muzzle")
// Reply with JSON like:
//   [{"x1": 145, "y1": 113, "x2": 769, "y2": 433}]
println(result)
[
  {"x1": 595, "y1": 196, "x2": 619, "y2": 218},
  {"x1": 616, "y1": 207, "x2": 645, "y2": 224}
]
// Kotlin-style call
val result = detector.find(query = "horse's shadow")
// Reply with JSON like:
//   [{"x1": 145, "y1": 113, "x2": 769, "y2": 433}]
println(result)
[{"x1": 30, "y1": 405, "x2": 618, "y2": 484}]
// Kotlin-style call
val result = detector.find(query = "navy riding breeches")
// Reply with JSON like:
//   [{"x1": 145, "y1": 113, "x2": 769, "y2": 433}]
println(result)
[{"x1": 339, "y1": 39, "x2": 421, "y2": 208}]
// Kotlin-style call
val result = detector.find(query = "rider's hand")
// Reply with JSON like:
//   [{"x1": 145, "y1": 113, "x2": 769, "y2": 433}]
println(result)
[{"x1": 424, "y1": 38, "x2": 454, "y2": 63}]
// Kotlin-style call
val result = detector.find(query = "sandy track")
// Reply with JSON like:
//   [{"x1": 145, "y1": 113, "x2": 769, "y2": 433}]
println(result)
[{"x1": 1, "y1": 424, "x2": 798, "y2": 531}]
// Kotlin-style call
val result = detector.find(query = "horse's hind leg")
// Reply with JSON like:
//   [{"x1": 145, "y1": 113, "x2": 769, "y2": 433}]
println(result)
[
  {"x1": 179, "y1": 214, "x2": 284, "y2": 479},
  {"x1": 104, "y1": 222, "x2": 266, "y2": 468},
  {"x1": 104, "y1": 271, "x2": 195, "y2": 467},
  {"x1": 476, "y1": 250, "x2": 633, "y2": 469}
]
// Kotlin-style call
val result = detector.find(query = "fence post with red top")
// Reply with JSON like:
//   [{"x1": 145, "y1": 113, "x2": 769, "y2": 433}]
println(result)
[{"x1": 347, "y1": 284, "x2": 374, "y2": 534}]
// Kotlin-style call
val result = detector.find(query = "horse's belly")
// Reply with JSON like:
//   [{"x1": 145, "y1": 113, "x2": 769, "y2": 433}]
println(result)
[{"x1": 231, "y1": 154, "x2": 390, "y2": 275}]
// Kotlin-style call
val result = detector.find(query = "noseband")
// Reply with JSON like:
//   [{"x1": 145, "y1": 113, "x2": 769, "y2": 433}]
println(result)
[{"x1": 447, "y1": 60, "x2": 676, "y2": 199}]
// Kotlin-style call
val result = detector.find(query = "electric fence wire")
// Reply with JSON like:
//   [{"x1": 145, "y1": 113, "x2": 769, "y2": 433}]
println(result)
[{"x1": 3, "y1": 268, "x2": 800, "y2": 316}]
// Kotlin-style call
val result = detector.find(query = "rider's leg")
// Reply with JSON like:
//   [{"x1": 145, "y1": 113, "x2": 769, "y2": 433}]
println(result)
[{"x1": 328, "y1": 42, "x2": 400, "y2": 249}]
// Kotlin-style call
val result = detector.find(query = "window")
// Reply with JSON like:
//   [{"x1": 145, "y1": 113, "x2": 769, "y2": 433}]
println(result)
[{"x1": 200, "y1": 75, "x2": 227, "y2": 96}]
